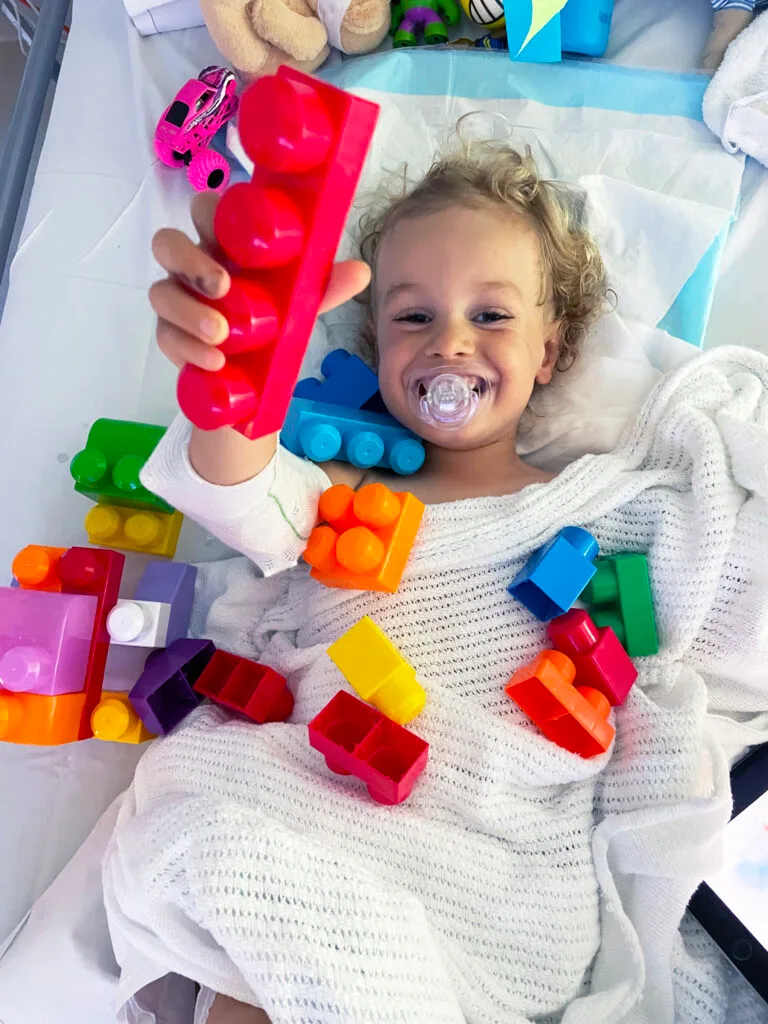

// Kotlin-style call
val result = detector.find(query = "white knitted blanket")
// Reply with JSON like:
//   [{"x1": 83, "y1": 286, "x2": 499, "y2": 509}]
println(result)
[{"x1": 103, "y1": 348, "x2": 768, "y2": 1024}]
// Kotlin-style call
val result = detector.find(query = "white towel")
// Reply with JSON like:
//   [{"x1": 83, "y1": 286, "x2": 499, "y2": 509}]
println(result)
[{"x1": 703, "y1": 10, "x2": 768, "y2": 165}]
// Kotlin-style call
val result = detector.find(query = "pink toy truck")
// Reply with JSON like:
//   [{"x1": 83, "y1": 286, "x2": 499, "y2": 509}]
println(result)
[{"x1": 154, "y1": 65, "x2": 238, "y2": 193}]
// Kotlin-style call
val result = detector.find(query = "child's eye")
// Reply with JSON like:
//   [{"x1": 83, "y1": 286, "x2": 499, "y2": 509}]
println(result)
[
  {"x1": 473, "y1": 310, "x2": 515, "y2": 325},
  {"x1": 393, "y1": 311, "x2": 432, "y2": 325}
]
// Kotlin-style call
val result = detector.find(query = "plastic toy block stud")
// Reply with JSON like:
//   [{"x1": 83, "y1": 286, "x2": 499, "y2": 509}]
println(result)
[
  {"x1": 505, "y1": 650, "x2": 614, "y2": 758},
  {"x1": 12, "y1": 545, "x2": 67, "y2": 592},
  {"x1": 176, "y1": 67, "x2": 379, "y2": 441},
  {"x1": 129, "y1": 638, "x2": 215, "y2": 735},
  {"x1": 0, "y1": 691, "x2": 87, "y2": 745},
  {"x1": 327, "y1": 615, "x2": 425, "y2": 724},
  {"x1": 294, "y1": 349, "x2": 380, "y2": 410},
  {"x1": 581, "y1": 553, "x2": 658, "y2": 657},
  {"x1": 107, "y1": 600, "x2": 172, "y2": 648},
  {"x1": 304, "y1": 483, "x2": 424, "y2": 594},
  {"x1": 547, "y1": 609, "x2": 637, "y2": 706},
  {"x1": 91, "y1": 691, "x2": 155, "y2": 744},
  {"x1": 70, "y1": 418, "x2": 172, "y2": 513},
  {"x1": 308, "y1": 690, "x2": 428, "y2": 805},
  {"x1": 84, "y1": 504, "x2": 183, "y2": 558},
  {"x1": 55, "y1": 547, "x2": 125, "y2": 739},
  {"x1": 283, "y1": 399, "x2": 426, "y2": 476},
  {"x1": 133, "y1": 561, "x2": 197, "y2": 643},
  {"x1": 0, "y1": 587, "x2": 97, "y2": 695},
  {"x1": 508, "y1": 526, "x2": 599, "y2": 621},
  {"x1": 193, "y1": 649, "x2": 293, "y2": 724}
]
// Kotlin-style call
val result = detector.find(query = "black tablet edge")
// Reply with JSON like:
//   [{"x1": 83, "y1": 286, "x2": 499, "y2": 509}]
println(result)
[{"x1": 689, "y1": 882, "x2": 768, "y2": 1001}]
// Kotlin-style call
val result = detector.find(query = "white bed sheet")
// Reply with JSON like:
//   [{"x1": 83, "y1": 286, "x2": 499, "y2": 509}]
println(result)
[{"x1": 0, "y1": 0, "x2": 766, "y2": 1017}]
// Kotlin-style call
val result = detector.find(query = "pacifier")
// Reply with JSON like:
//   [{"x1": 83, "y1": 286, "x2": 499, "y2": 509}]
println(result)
[{"x1": 405, "y1": 365, "x2": 491, "y2": 431}]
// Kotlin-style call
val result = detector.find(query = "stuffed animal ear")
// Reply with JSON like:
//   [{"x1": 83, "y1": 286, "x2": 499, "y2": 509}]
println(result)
[
  {"x1": 248, "y1": 0, "x2": 330, "y2": 62},
  {"x1": 199, "y1": 0, "x2": 274, "y2": 77}
]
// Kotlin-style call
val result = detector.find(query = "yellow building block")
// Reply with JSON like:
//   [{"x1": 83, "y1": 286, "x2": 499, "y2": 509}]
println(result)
[
  {"x1": 327, "y1": 615, "x2": 426, "y2": 725},
  {"x1": 84, "y1": 503, "x2": 183, "y2": 558},
  {"x1": 90, "y1": 692, "x2": 155, "y2": 744}
]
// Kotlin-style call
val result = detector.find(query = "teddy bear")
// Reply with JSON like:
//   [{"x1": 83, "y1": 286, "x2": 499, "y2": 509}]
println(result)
[{"x1": 200, "y1": 0, "x2": 390, "y2": 81}]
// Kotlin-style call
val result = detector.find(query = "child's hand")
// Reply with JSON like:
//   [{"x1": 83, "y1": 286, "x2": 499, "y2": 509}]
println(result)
[{"x1": 150, "y1": 193, "x2": 371, "y2": 373}]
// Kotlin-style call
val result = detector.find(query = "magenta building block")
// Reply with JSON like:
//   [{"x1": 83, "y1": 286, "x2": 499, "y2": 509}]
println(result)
[
  {"x1": 133, "y1": 562, "x2": 197, "y2": 644},
  {"x1": 129, "y1": 637, "x2": 214, "y2": 734},
  {"x1": 0, "y1": 586, "x2": 98, "y2": 695}
]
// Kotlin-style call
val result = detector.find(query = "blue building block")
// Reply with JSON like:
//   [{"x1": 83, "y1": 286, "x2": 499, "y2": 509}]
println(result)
[
  {"x1": 508, "y1": 526, "x2": 599, "y2": 621},
  {"x1": 294, "y1": 349, "x2": 380, "y2": 410},
  {"x1": 281, "y1": 398, "x2": 426, "y2": 476},
  {"x1": 134, "y1": 562, "x2": 198, "y2": 645},
  {"x1": 561, "y1": 0, "x2": 613, "y2": 57}
]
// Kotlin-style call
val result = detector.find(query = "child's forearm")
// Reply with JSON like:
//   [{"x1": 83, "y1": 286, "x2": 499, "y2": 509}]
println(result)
[{"x1": 188, "y1": 426, "x2": 278, "y2": 486}]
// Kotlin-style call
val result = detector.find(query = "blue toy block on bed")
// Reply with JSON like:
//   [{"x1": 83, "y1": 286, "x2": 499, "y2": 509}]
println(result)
[
  {"x1": 505, "y1": 0, "x2": 565, "y2": 62},
  {"x1": 294, "y1": 349, "x2": 380, "y2": 410},
  {"x1": 508, "y1": 526, "x2": 599, "y2": 621},
  {"x1": 281, "y1": 398, "x2": 426, "y2": 476}
]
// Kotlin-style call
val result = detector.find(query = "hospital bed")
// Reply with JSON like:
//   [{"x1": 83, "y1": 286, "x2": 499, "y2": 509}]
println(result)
[{"x1": 0, "y1": 0, "x2": 766, "y2": 1018}]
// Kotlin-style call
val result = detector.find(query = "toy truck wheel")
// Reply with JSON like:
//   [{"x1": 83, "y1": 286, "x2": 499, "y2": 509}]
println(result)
[{"x1": 188, "y1": 149, "x2": 230, "y2": 193}]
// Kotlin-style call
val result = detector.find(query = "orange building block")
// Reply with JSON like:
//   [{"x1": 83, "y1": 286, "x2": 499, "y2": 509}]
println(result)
[
  {"x1": 12, "y1": 545, "x2": 67, "y2": 592},
  {"x1": 84, "y1": 504, "x2": 183, "y2": 558},
  {"x1": 303, "y1": 483, "x2": 424, "y2": 593},
  {"x1": 505, "y1": 650, "x2": 615, "y2": 758},
  {"x1": 0, "y1": 690, "x2": 86, "y2": 745}
]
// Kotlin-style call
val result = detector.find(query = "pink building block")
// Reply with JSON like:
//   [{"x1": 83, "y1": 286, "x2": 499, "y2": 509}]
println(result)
[
  {"x1": 0, "y1": 586, "x2": 98, "y2": 695},
  {"x1": 547, "y1": 608, "x2": 637, "y2": 706},
  {"x1": 176, "y1": 66, "x2": 379, "y2": 441}
]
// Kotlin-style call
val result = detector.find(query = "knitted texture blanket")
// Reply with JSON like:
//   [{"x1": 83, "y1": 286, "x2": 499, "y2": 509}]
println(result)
[{"x1": 103, "y1": 348, "x2": 768, "y2": 1024}]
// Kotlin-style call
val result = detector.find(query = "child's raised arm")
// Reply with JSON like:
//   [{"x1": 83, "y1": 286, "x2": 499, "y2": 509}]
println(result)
[{"x1": 149, "y1": 193, "x2": 371, "y2": 487}]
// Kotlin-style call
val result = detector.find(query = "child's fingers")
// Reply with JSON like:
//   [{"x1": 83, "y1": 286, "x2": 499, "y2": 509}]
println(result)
[
  {"x1": 191, "y1": 192, "x2": 224, "y2": 255},
  {"x1": 149, "y1": 278, "x2": 229, "y2": 345},
  {"x1": 156, "y1": 319, "x2": 226, "y2": 372},
  {"x1": 152, "y1": 228, "x2": 230, "y2": 300},
  {"x1": 319, "y1": 260, "x2": 371, "y2": 314}
]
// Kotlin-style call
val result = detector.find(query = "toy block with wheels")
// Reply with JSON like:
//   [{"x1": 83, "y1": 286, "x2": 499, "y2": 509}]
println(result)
[
  {"x1": 84, "y1": 504, "x2": 183, "y2": 558},
  {"x1": 508, "y1": 526, "x2": 599, "y2": 621},
  {"x1": 129, "y1": 638, "x2": 215, "y2": 735},
  {"x1": 327, "y1": 615, "x2": 425, "y2": 724},
  {"x1": 304, "y1": 484, "x2": 424, "y2": 594},
  {"x1": 176, "y1": 66, "x2": 380, "y2": 440},
  {"x1": 91, "y1": 691, "x2": 155, "y2": 744},
  {"x1": 70, "y1": 418, "x2": 172, "y2": 512},
  {"x1": 294, "y1": 348, "x2": 380, "y2": 410},
  {"x1": 193, "y1": 649, "x2": 293, "y2": 724},
  {"x1": 0, "y1": 690, "x2": 87, "y2": 746},
  {"x1": 547, "y1": 609, "x2": 637, "y2": 705},
  {"x1": 505, "y1": 650, "x2": 614, "y2": 758},
  {"x1": 308, "y1": 690, "x2": 429, "y2": 805},
  {"x1": 282, "y1": 399, "x2": 426, "y2": 475},
  {"x1": 0, "y1": 586, "x2": 97, "y2": 695},
  {"x1": 581, "y1": 552, "x2": 658, "y2": 657}
]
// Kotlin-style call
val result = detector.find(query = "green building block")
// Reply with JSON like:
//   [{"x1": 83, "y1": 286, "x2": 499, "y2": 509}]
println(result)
[
  {"x1": 581, "y1": 553, "x2": 659, "y2": 657},
  {"x1": 70, "y1": 418, "x2": 173, "y2": 513}
]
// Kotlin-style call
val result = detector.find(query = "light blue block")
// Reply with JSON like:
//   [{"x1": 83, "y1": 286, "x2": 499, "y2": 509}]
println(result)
[
  {"x1": 281, "y1": 399, "x2": 426, "y2": 476},
  {"x1": 561, "y1": 0, "x2": 613, "y2": 58},
  {"x1": 508, "y1": 526, "x2": 599, "y2": 621}
]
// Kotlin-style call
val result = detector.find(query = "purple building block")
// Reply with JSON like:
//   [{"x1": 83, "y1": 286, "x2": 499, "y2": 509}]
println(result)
[
  {"x1": 294, "y1": 349, "x2": 380, "y2": 410},
  {"x1": 0, "y1": 586, "x2": 98, "y2": 695},
  {"x1": 133, "y1": 561, "x2": 197, "y2": 644},
  {"x1": 129, "y1": 637, "x2": 214, "y2": 734}
]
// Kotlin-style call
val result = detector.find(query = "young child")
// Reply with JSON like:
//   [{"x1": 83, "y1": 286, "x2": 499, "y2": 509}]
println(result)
[{"x1": 103, "y1": 143, "x2": 768, "y2": 1024}]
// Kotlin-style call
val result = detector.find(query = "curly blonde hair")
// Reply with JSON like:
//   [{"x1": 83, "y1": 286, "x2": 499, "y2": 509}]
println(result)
[{"x1": 358, "y1": 142, "x2": 610, "y2": 372}]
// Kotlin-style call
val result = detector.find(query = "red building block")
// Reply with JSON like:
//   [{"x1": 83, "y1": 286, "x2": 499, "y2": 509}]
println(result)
[
  {"x1": 303, "y1": 483, "x2": 424, "y2": 593},
  {"x1": 57, "y1": 547, "x2": 124, "y2": 739},
  {"x1": 193, "y1": 649, "x2": 293, "y2": 724},
  {"x1": 308, "y1": 690, "x2": 428, "y2": 805},
  {"x1": 547, "y1": 609, "x2": 637, "y2": 706},
  {"x1": 505, "y1": 650, "x2": 615, "y2": 759},
  {"x1": 176, "y1": 66, "x2": 379, "y2": 440}
]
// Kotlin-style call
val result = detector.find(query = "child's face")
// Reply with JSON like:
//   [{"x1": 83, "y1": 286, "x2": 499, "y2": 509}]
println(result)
[{"x1": 373, "y1": 204, "x2": 561, "y2": 449}]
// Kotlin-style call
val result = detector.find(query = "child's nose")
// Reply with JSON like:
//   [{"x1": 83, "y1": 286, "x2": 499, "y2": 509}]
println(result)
[{"x1": 426, "y1": 320, "x2": 477, "y2": 360}]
